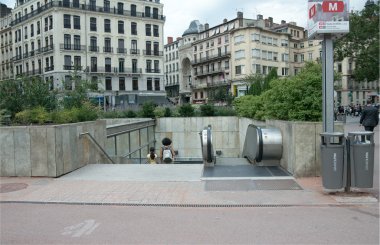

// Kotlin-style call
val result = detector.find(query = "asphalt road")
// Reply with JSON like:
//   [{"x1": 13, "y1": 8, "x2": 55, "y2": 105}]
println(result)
[{"x1": 1, "y1": 203, "x2": 379, "y2": 244}]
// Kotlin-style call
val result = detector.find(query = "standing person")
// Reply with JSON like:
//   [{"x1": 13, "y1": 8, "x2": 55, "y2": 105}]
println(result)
[
  {"x1": 146, "y1": 147, "x2": 158, "y2": 164},
  {"x1": 160, "y1": 137, "x2": 175, "y2": 163},
  {"x1": 360, "y1": 99, "x2": 379, "y2": 132}
]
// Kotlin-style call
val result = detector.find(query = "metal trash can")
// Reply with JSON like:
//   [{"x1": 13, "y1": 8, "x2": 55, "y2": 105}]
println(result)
[
  {"x1": 320, "y1": 132, "x2": 346, "y2": 189},
  {"x1": 347, "y1": 132, "x2": 375, "y2": 188}
]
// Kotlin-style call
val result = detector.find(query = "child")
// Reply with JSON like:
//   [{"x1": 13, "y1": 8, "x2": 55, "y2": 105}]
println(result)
[
  {"x1": 147, "y1": 147, "x2": 158, "y2": 164},
  {"x1": 160, "y1": 137, "x2": 175, "y2": 163}
]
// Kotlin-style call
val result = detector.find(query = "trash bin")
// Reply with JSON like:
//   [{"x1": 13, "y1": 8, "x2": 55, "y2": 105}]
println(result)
[
  {"x1": 320, "y1": 132, "x2": 346, "y2": 189},
  {"x1": 347, "y1": 132, "x2": 375, "y2": 188}
]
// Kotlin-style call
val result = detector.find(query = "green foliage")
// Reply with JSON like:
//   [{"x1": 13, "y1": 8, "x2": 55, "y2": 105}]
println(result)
[
  {"x1": 0, "y1": 77, "x2": 57, "y2": 118},
  {"x1": 140, "y1": 101, "x2": 156, "y2": 118},
  {"x1": 178, "y1": 104, "x2": 195, "y2": 117},
  {"x1": 75, "y1": 102, "x2": 99, "y2": 122},
  {"x1": 164, "y1": 107, "x2": 172, "y2": 117},
  {"x1": 209, "y1": 87, "x2": 233, "y2": 105},
  {"x1": 214, "y1": 107, "x2": 237, "y2": 116},
  {"x1": 200, "y1": 104, "x2": 215, "y2": 116},
  {"x1": 234, "y1": 62, "x2": 324, "y2": 121},
  {"x1": 246, "y1": 68, "x2": 278, "y2": 96},
  {"x1": 154, "y1": 107, "x2": 165, "y2": 118},
  {"x1": 334, "y1": 2, "x2": 379, "y2": 82},
  {"x1": 124, "y1": 110, "x2": 137, "y2": 118},
  {"x1": 15, "y1": 106, "x2": 51, "y2": 124}
]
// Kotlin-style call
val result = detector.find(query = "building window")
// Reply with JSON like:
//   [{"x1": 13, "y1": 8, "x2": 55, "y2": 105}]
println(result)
[
  {"x1": 73, "y1": 16, "x2": 80, "y2": 29},
  {"x1": 235, "y1": 50, "x2": 245, "y2": 59},
  {"x1": 145, "y1": 24, "x2": 151, "y2": 36},
  {"x1": 118, "y1": 58, "x2": 125, "y2": 72},
  {"x1": 235, "y1": 65, "x2": 244, "y2": 75},
  {"x1": 30, "y1": 24, "x2": 34, "y2": 37},
  {"x1": 74, "y1": 56, "x2": 81, "y2": 69},
  {"x1": 118, "y1": 39, "x2": 125, "y2": 53},
  {"x1": 132, "y1": 59, "x2": 138, "y2": 73},
  {"x1": 63, "y1": 14, "x2": 71, "y2": 28},
  {"x1": 281, "y1": 67, "x2": 289, "y2": 76},
  {"x1": 37, "y1": 21, "x2": 40, "y2": 34},
  {"x1": 132, "y1": 77, "x2": 138, "y2": 90},
  {"x1": 153, "y1": 25, "x2": 159, "y2": 37},
  {"x1": 105, "y1": 58, "x2": 111, "y2": 72},
  {"x1": 104, "y1": 19, "x2": 111, "y2": 32},
  {"x1": 131, "y1": 4, "x2": 136, "y2": 16},
  {"x1": 153, "y1": 8, "x2": 158, "y2": 19},
  {"x1": 131, "y1": 22, "x2": 137, "y2": 35},
  {"x1": 64, "y1": 55, "x2": 71, "y2": 70},
  {"x1": 154, "y1": 78, "x2": 160, "y2": 91},
  {"x1": 145, "y1": 6, "x2": 151, "y2": 17},
  {"x1": 234, "y1": 35, "x2": 244, "y2": 44},
  {"x1": 90, "y1": 36, "x2": 97, "y2": 51},
  {"x1": 64, "y1": 34, "x2": 71, "y2": 49},
  {"x1": 105, "y1": 77, "x2": 112, "y2": 90},
  {"x1": 117, "y1": 2, "x2": 124, "y2": 14},
  {"x1": 104, "y1": 0, "x2": 110, "y2": 12},
  {"x1": 73, "y1": 0, "x2": 79, "y2": 8},
  {"x1": 74, "y1": 35, "x2": 80, "y2": 50},
  {"x1": 131, "y1": 40, "x2": 137, "y2": 54},
  {"x1": 91, "y1": 57, "x2": 97, "y2": 72},
  {"x1": 118, "y1": 21, "x2": 124, "y2": 34},
  {"x1": 147, "y1": 78, "x2": 152, "y2": 91},
  {"x1": 119, "y1": 77, "x2": 125, "y2": 90},
  {"x1": 104, "y1": 38, "x2": 111, "y2": 52},
  {"x1": 90, "y1": 17, "x2": 97, "y2": 31}
]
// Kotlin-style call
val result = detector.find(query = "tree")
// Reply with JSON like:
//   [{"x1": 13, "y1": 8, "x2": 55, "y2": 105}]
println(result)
[
  {"x1": 334, "y1": 1, "x2": 379, "y2": 82},
  {"x1": 234, "y1": 62, "x2": 328, "y2": 122},
  {"x1": 245, "y1": 68, "x2": 278, "y2": 96}
]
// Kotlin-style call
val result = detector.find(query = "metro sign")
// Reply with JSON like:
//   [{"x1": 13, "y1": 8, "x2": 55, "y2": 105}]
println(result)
[
  {"x1": 322, "y1": 1, "x2": 344, "y2": 12},
  {"x1": 309, "y1": 4, "x2": 316, "y2": 18}
]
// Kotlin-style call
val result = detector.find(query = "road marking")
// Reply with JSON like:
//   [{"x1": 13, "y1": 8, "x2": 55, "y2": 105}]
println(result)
[{"x1": 62, "y1": 219, "x2": 100, "y2": 238}]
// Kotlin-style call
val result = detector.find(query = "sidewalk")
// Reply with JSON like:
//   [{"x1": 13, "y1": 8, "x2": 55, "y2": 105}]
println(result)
[{"x1": 0, "y1": 166, "x2": 378, "y2": 207}]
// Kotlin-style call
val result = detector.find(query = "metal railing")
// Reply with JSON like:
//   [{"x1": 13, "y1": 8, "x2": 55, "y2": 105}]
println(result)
[{"x1": 80, "y1": 132, "x2": 115, "y2": 164}]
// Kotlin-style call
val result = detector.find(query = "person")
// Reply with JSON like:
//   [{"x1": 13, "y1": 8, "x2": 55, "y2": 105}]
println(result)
[
  {"x1": 360, "y1": 99, "x2": 379, "y2": 133},
  {"x1": 160, "y1": 137, "x2": 175, "y2": 163},
  {"x1": 146, "y1": 147, "x2": 158, "y2": 164}
]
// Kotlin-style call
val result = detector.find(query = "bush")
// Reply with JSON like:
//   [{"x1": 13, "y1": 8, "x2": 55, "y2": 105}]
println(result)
[
  {"x1": 215, "y1": 107, "x2": 237, "y2": 116},
  {"x1": 164, "y1": 107, "x2": 172, "y2": 117},
  {"x1": 140, "y1": 101, "x2": 155, "y2": 118},
  {"x1": 200, "y1": 104, "x2": 215, "y2": 116},
  {"x1": 123, "y1": 110, "x2": 137, "y2": 118},
  {"x1": 154, "y1": 106, "x2": 165, "y2": 118},
  {"x1": 178, "y1": 104, "x2": 195, "y2": 117},
  {"x1": 76, "y1": 102, "x2": 99, "y2": 122},
  {"x1": 15, "y1": 106, "x2": 50, "y2": 124}
]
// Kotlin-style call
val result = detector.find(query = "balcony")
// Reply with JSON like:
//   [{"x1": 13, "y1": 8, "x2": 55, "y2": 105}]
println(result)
[
  {"x1": 195, "y1": 68, "x2": 226, "y2": 78},
  {"x1": 89, "y1": 46, "x2": 99, "y2": 52},
  {"x1": 146, "y1": 69, "x2": 161, "y2": 73},
  {"x1": 42, "y1": 44, "x2": 54, "y2": 53},
  {"x1": 192, "y1": 51, "x2": 231, "y2": 65},
  {"x1": 113, "y1": 67, "x2": 142, "y2": 74},
  {"x1": 11, "y1": 0, "x2": 165, "y2": 27},
  {"x1": 45, "y1": 65, "x2": 54, "y2": 72},
  {"x1": 207, "y1": 80, "x2": 229, "y2": 88},
  {"x1": 130, "y1": 49, "x2": 140, "y2": 55},
  {"x1": 143, "y1": 50, "x2": 163, "y2": 56},
  {"x1": 117, "y1": 48, "x2": 127, "y2": 54},
  {"x1": 60, "y1": 44, "x2": 86, "y2": 51},
  {"x1": 63, "y1": 65, "x2": 83, "y2": 71},
  {"x1": 103, "y1": 47, "x2": 113, "y2": 53}
]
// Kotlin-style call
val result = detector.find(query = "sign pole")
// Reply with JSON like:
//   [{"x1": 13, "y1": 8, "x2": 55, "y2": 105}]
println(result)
[{"x1": 322, "y1": 34, "x2": 335, "y2": 133}]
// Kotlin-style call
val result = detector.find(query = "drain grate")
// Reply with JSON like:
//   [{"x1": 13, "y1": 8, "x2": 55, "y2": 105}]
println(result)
[
  {"x1": 0, "y1": 183, "x2": 28, "y2": 193},
  {"x1": 205, "y1": 179, "x2": 302, "y2": 191}
]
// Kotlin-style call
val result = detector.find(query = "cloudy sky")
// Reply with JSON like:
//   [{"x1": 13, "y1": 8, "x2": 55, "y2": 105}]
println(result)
[{"x1": 2, "y1": 0, "x2": 368, "y2": 39}]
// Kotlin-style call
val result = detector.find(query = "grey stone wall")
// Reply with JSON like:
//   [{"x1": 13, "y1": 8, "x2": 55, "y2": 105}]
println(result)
[
  {"x1": 155, "y1": 117, "x2": 240, "y2": 159},
  {"x1": 0, "y1": 120, "x2": 107, "y2": 177}
]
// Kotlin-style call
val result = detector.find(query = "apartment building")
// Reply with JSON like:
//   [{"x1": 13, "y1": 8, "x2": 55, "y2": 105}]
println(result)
[
  {"x1": 171, "y1": 12, "x2": 379, "y2": 105},
  {"x1": 0, "y1": 14, "x2": 13, "y2": 81},
  {"x1": 163, "y1": 36, "x2": 180, "y2": 104},
  {"x1": 9, "y1": 0, "x2": 166, "y2": 107}
]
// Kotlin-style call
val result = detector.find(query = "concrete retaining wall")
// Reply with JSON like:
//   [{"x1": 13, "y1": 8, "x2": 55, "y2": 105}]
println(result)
[
  {"x1": 155, "y1": 117, "x2": 240, "y2": 159},
  {"x1": 0, "y1": 120, "x2": 107, "y2": 177}
]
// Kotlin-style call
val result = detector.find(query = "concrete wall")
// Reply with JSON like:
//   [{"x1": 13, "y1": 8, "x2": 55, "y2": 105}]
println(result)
[
  {"x1": 238, "y1": 118, "x2": 343, "y2": 177},
  {"x1": 155, "y1": 117, "x2": 240, "y2": 159},
  {"x1": 0, "y1": 120, "x2": 107, "y2": 177}
]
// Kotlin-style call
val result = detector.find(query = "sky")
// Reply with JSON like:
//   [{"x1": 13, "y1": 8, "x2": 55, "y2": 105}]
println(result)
[{"x1": 1, "y1": 0, "x2": 369, "y2": 40}]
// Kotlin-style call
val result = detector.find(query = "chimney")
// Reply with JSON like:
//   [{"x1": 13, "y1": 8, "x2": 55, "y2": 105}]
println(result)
[
  {"x1": 257, "y1": 14, "x2": 263, "y2": 20},
  {"x1": 265, "y1": 19, "x2": 269, "y2": 27},
  {"x1": 167, "y1": 37, "x2": 173, "y2": 44},
  {"x1": 281, "y1": 20, "x2": 286, "y2": 24},
  {"x1": 268, "y1": 17, "x2": 273, "y2": 27},
  {"x1": 223, "y1": 18, "x2": 227, "y2": 23},
  {"x1": 205, "y1": 23, "x2": 209, "y2": 30},
  {"x1": 237, "y1": 11, "x2": 243, "y2": 19}
]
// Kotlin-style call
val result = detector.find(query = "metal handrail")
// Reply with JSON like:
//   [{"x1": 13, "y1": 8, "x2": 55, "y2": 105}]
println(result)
[
  {"x1": 80, "y1": 132, "x2": 115, "y2": 164},
  {"x1": 122, "y1": 140, "x2": 156, "y2": 158}
]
